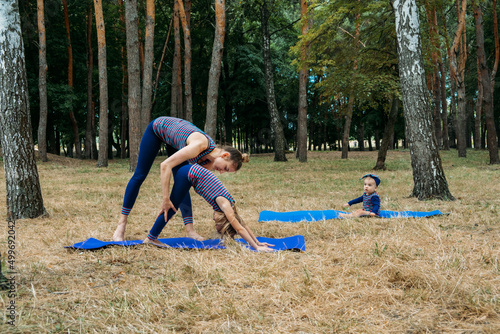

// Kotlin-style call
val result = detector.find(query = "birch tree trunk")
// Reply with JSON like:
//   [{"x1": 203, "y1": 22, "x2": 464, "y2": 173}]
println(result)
[
  {"x1": 297, "y1": 0, "x2": 308, "y2": 162},
  {"x1": 141, "y1": 0, "x2": 154, "y2": 133},
  {"x1": 177, "y1": 0, "x2": 193, "y2": 122},
  {"x1": 261, "y1": 0, "x2": 287, "y2": 161},
  {"x1": 37, "y1": 0, "x2": 48, "y2": 162},
  {"x1": 392, "y1": 0, "x2": 454, "y2": 200},
  {"x1": 94, "y1": 0, "x2": 109, "y2": 167},
  {"x1": 473, "y1": 1, "x2": 500, "y2": 164},
  {"x1": 125, "y1": 0, "x2": 142, "y2": 171},
  {"x1": 0, "y1": 0, "x2": 46, "y2": 219},
  {"x1": 205, "y1": 0, "x2": 226, "y2": 140}
]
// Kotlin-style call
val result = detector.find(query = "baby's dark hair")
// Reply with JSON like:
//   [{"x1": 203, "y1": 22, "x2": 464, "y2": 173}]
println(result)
[{"x1": 222, "y1": 146, "x2": 249, "y2": 171}]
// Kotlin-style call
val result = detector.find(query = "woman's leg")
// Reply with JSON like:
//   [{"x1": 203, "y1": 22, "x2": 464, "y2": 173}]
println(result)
[
  {"x1": 146, "y1": 164, "x2": 193, "y2": 241},
  {"x1": 113, "y1": 122, "x2": 162, "y2": 241}
]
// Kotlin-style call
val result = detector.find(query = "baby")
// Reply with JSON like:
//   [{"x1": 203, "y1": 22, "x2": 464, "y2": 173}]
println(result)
[{"x1": 339, "y1": 174, "x2": 381, "y2": 218}]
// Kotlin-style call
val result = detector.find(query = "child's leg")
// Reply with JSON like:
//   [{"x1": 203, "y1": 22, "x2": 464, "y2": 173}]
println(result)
[
  {"x1": 146, "y1": 164, "x2": 193, "y2": 241},
  {"x1": 121, "y1": 122, "x2": 162, "y2": 215}
]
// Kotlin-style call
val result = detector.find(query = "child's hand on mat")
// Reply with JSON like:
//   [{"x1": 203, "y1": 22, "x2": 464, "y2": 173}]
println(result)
[{"x1": 258, "y1": 242, "x2": 274, "y2": 248}]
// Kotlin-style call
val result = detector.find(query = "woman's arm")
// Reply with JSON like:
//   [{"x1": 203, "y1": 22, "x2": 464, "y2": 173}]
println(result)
[
  {"x1": 159, "y1": 133, "x2": 208, "y2": 220},
  {"x1": 215, "y1": 197, "x2": 274, "y2": 252}
]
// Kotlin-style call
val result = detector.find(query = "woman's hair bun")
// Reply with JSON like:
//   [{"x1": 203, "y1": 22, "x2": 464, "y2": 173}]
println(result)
[{"x1": 241, "y1": 153, "x2": 250, "y2": 163}]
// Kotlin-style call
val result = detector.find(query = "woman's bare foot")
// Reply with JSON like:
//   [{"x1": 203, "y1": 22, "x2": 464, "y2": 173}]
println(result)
[
  {"x1": 184, "y1": 223, "x2": 205, "y2": 241},
  {"x1": 112, "y1": 215, "x2": 128, "y2": 241},
  {"x1": 142, "y1": 238, "x2": 169, "y2": 248},
  {"x1": 186, "y1": 231, "x2": 205, "y2": 241},
  {"x1": 112, "y1": 224, "x2": 127, "y2": 241}
]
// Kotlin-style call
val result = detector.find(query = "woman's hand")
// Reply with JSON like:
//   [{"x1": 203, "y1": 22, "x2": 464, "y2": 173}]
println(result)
[
  {"x1": 255, "y1": 245, "x2": 275, "y2": 252},
  {"x1": 159, "y1": 198, "x2": 177, "y2": 221},
  {"x1": 257, "y1": 241, "x2": 274, "y2": 247}
]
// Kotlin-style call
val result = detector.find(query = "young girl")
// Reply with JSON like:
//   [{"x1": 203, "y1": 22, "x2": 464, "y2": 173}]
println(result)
[
  {"x1": 113, "y1": 117, "x2": 247, "y2": 242},
  {"x1": 143, "y1": 163, "x2": 275, "y2": 252},
  {"x1": 340, "y1": 174, "x2": 381, "y2": 218}
]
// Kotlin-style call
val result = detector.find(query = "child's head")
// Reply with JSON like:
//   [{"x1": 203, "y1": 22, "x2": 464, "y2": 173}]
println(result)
[
  {"x1": 213, "y1": 207, "x2": 246, "y2": 239},
  {"x1": 361, "y1": 173, "x2": 380, "y2": 195},
  {"x1": 214, "y1": 146, "x2": 249, "y2": 173}
]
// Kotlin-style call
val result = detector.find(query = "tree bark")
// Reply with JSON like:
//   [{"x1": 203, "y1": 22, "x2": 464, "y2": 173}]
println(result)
[
  {"x1": 0, "y1": 0, "x2": 46, "y2": 219},
  {"x1": 297, "y1": 0, "x2": 309, "y2": 162},
  {"x1": 85, "y1": 4, "x2": 97, "y2": 160},
  {"x1": 392, "y1": 0, "x2": 454, "y2": 200},
  {"x1": 62, "y1": 0, "x2": 81, "y2": 159},
  {"x1": 261, "y1": 0, "x2": 287, "y2": 161},
  {"x1": 37, "y1": 0, "x2": 48, "y2": 162},
  {"x1": 125, "y1": 0, "x2": 142, "y2": 171},
  {"x1": 475, "y1": 56, "x2": 483, "y2": 150},
  {"x1": 473, "y1": 1, "x2": 500, "y2": 164},
  {"x1": 177, "y1": 0, "x2": 193, "y2": 122},
  {"x1": 171, "y1": 0, "x2": 181, "y2": 118},
  {"x1": 94, "y1": 0, "x2": 109, "y2": 167},
  {"x1": 374, "y1": 97, "x2": 399, "y2": 170},
  {"x1": 141, "y1": 0, "x2": 154, "y2": 133},
  {"x1": 205, "y1": 0, "x2": 226, "y2": 139}
]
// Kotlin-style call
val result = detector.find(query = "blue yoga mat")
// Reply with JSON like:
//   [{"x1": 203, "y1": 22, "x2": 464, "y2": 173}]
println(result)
[
  {"x1": 258, "y1": 209, "x2": 446, "y2": 223},
  {"x1": 65, "y1": 235, "x2": 305, "y2": 252}
]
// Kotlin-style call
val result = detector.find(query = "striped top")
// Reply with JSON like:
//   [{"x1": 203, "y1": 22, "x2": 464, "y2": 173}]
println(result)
[
  {"x1": 152, "y1": 117, "x2": 216, "y2": 165},
  {"x1": 188, "y1": 164, "x2": 235, "y2": 212},
  {"x1": 348, "y1": 192, "x2": 381, "y2": 215}
]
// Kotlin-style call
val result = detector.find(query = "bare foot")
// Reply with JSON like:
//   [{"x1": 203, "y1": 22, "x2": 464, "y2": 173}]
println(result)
[
  {"x1": 142, "y1": 238, "x2": 169, "y2": 248},
  {"x1": 112, "y1": 223, "x2": 126, "y2": 241},
  {"x1": 186, "y1": 231, "x2": 205, "y2": 241}
]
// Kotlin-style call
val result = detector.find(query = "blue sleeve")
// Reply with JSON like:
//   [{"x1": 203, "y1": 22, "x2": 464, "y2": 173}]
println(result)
[
  {"x1": 370, "y1": 195, "x2": 381, "y2": 214},
  {"x1": 348, "y1": 196, "x2": 363, "y2": 206}
]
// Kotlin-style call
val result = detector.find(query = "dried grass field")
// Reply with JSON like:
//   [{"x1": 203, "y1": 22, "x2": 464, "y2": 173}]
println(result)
[{"x1": 0, "y1": 149, "x2": 499, "y2": 333}]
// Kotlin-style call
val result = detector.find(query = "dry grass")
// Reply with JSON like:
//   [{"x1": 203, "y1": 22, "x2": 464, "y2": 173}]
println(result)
[{"x1": 0, "y1": 149, "x2": 499, "y2": 333}]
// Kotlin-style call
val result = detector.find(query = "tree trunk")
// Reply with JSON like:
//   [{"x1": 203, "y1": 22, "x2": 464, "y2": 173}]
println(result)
[
  {"x1": 439, "y1": 55, "x2": 449, "y2": 150},
  {"x1": 141, "y1": 0, "x2": 155, "y2": 133},
  {"x1": 85, "y1": 4, "x2": 96, "y2": 160},
  {"x1": 177, "y1": 0, "x2": 193, "y2": 122},
  {"x1": 297, "y1": 0, "x2": 309, "y2": 162},
  {"x1": 205, "y1": 0, "x2": 226, "y2": 139},
  {"x1": 261, "y1": 0, "x2": 287, "y2": 162},
  {"x1": 475, "y1": 56, "x2": 483, "y2": 150},
  {"x1": 171, "y1": 0, "x2": 181, "y2": 118},
  {"x1": 392, "y1": 0, "x2": 454, "y2": 200},
  {"x1": 118, "y1": 0, "x2": 127, "y2": 159},
  {"x1": 125, "y1": 0, "x2": 142, "y2": 171},
  {"x1": 473, "y1": 1, "x2": 500, "y2": 164},
  {"x1": 37, "y1": 0, "x2": 48, "y2": 162},
  {"x1": 447, "y1": 0, "x2": 467, "y2": 157},
  {"x1": 94, "y1": 0, "x2": 109, "y2": 167},
  {"x1": 0, "y1": 0, "x2": 46, "y2": 219},
  {"x1": 374, "y1": 97, "x2": 399, "y2": 170},
  {"x1": 63, "y1": 0, "x2": 81, "y2": 159}
]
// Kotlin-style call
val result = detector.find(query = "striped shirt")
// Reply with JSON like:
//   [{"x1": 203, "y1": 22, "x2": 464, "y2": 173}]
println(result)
[
  {"x1": 152, "y1": 117, "x2": 216, "y2": 165},
  {"x1": 188, "y1": 164, "x2": 235, "y2": 212},
  {"x1": 348, "y1": 192, "x2": 381, "y2": 216}
]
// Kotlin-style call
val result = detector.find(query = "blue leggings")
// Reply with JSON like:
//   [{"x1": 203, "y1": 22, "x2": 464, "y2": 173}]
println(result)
[
  {"x1": 121, "y1": 122, "x2": 193, "y2": 224},
  {"x1": 147, "y1": 164, "x2": 194, "y2": 240}
]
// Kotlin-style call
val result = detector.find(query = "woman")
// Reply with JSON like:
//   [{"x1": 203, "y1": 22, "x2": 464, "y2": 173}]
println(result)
[{"x1": 113, "y1": 116, "x2": 247, "y2": 241}]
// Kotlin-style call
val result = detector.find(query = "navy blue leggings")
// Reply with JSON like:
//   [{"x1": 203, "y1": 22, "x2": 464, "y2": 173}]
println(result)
[
  {"x1": 121, "y1": 122, "x2": 193, "y2": 224},
  {"x1": 147, "y1": 164, "x2": 194, "y2": 240}
]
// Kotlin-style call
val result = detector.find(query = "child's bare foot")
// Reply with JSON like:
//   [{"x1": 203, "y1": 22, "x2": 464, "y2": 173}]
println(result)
[
  {"x1": 112, "y1": 223, "x2": 126, "y2": 241},
  {"x1": 142, "y1": 238, "x2": 169, "y2": 248},
  {"x1": 186, "y1": 231, "x2": 205, "y2": 241}
]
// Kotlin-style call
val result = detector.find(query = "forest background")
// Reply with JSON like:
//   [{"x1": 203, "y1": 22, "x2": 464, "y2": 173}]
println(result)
[{"x1": 15, "y1": 0, "x2": 500, "y2": 166}]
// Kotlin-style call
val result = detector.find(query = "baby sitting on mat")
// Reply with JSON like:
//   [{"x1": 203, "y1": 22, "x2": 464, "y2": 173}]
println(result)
[{"x1": 339, "y1": 174, "x2": 381, "y2": 218}]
